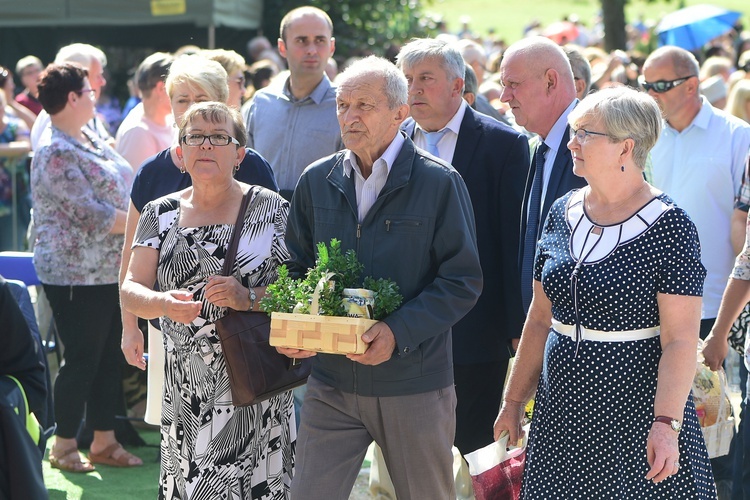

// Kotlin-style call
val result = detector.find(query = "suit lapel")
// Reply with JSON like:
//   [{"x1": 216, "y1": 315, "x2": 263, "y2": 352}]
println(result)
[{"x1": 450, "y1": 108, "x2": 481, "y2": 176}]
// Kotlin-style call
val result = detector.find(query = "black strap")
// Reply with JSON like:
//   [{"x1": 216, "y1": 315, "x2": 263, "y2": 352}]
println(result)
[{"x1": 221, "y1": 186, "x2": 259, "y2": 277}]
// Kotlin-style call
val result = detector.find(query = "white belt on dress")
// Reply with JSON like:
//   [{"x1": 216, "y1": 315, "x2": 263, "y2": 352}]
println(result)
[{"x1": 551, "y1": 319, "x2": 660, "y2": 342}]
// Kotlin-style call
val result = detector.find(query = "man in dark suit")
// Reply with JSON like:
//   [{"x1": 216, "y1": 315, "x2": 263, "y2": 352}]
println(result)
[
  {"x1": 397, "y1": 38, "x2": 530, "y2": 454},
  {"x1": 499, "y1": 37, "x2": 587, "y2": 314}
]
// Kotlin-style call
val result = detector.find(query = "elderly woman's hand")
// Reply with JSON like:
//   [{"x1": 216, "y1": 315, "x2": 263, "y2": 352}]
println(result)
[
  {"x1": 493, "y1": 399, "x2": 527, "y2": 445},
  {"x1": 702, "y1": 329, "x2": 729, "y2": 371},
  {"x1": 645, "y1": 421, "x2": 681, "y2": 483},
  {"x1": 161, "y1": 290, "x2": 202, "y2": 324},
  {"x1": 204, "y1": 275, "x2": 252, "y2": 310},
  {"x1": 121, "y1": 323, "x2": 146, "y2": 370}
]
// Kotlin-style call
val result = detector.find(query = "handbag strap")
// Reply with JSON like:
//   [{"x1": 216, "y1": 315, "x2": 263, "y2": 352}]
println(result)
[{"x1": 220, "y1": 186, "x2": 260, "y2": 277}]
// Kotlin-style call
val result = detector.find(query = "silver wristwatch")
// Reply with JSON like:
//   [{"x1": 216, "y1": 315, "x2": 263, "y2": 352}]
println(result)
[{"x1": 248, "y1": 287, "x2": 257, "y2": 311}]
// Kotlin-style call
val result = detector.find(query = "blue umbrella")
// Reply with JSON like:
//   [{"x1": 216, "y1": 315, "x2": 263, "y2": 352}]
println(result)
[{"x1": 655, "y1": 4, "x2": 741, "y2": 51}]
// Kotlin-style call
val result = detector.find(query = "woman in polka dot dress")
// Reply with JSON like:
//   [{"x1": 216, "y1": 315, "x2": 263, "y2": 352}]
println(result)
[{"x1": 494, "y1": 87, "x2": 716, "y2": 498}]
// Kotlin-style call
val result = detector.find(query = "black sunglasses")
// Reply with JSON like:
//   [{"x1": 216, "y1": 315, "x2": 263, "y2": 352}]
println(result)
[{"x1": 638, "y1": 75, "x2": 695, "y2": 93}]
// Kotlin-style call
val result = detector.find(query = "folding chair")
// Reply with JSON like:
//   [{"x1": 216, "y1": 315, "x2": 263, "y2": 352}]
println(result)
[{"x1": 0, "y1": 252, "x2": 61, "y2": 364}]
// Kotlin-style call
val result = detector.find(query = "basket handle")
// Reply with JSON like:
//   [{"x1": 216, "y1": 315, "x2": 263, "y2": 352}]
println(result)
[
  {"x1": 309, "y1": 273, "x2": 334, "y2": 316},
  {"x1": 715, "y1": 367, "x2": 732, "y2": 420}
]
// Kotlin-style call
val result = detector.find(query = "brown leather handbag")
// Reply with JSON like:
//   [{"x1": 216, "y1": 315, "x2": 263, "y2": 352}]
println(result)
[{"x1": 214, "y1": 187, "x2": 310, "y2": 407}]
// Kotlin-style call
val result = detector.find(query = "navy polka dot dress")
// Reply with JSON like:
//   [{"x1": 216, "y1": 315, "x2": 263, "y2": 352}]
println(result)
[{"x1": 523, "y1": 189, "x2": 717, "y2": 499}]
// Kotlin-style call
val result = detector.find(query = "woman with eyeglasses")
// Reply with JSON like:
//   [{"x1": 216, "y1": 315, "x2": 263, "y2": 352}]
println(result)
[
  {"x1": 121, "y1": 101, "x2": 293, "y2": 499},
  {"x1": 494, "y1": 87, "x2": 716, "y2": 498},
  {"x1": 32, "y1": 63, "x2": 142, "y2": 473},
  {"x1": 118, "y1": 55, "x2": 277, "y2": 430}
]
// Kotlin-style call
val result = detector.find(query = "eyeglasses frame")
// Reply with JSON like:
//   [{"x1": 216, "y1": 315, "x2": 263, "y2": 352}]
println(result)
[{"x1": 180, "y1": 133, "x2": 241, "y2": 147}]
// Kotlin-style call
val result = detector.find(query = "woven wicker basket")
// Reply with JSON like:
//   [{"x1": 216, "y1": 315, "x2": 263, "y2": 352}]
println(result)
[{"x1": 269, "y1": 312, "x2": 378, "y2": 354}]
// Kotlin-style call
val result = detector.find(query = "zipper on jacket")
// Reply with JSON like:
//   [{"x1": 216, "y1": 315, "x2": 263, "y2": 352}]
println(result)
[
  {"x1": 353, "y1": 222, "x2": 362, "y2": 393},
  {"x1": 385, "y1": 219, "x2": 422, "y2": 232}
]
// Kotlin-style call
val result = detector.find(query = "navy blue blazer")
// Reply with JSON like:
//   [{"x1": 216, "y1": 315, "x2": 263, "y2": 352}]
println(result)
[
  {"x1": 519, "y1": 126, "x2": 587, "y2": 282},
  {"x1": 403, "y1": 106, "x2": 530, "y2": 364}
]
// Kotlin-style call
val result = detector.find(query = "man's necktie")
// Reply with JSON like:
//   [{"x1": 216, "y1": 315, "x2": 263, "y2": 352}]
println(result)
[
  {"x1": 521, "y1": 141, "x2": 549, "y2": 313},
  {"x1": 423, "y1": 129, "x2": 448, "y2": 157}
]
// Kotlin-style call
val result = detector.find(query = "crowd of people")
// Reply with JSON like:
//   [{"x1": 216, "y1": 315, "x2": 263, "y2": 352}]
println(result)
[{"x1": 3, "y1": 4, "x2": 750, "y2": 499}]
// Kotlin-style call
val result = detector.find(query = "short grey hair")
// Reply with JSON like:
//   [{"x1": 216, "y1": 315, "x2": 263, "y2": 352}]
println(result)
[
  {"x1": 54, "y1": 43, "x2": 107, "y2": 69},
  {"x1": 336, "y1": 55, "x2": 407, "y2": 110},
  {"x1": 396, "y1": 37, "x2": 466, "y2": 82},
  {"x1": 564, "y1": 45, "x2": 591, "y2": 95},
  {"x1": 15, "y1": 55, "x2": 42, "y2": 75},
  {"x1": 568, "y1": 87, "x2": 662, "y2": 170}
]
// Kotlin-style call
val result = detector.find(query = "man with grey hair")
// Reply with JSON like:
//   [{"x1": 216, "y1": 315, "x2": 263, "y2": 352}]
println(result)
[
  {"x1": 115, "y1": 52, "x2": 175, "y2": 171},
  {"x1": 644, "y1": 45, "x2": 750, "y2": 498},
  {"x1": 500, "y1": 36, "x2": 587, "y2": 316},
  {"x1": 564, "y1": 44, "x2": 592, "y2": 99},
  {"x1": 397, "y1": 36, "x2": 530, "y2": 456},
  {"x1": 30, "y1": 43, "x2": 111, "y2": 150},
  {"x1": 278, "y1": 55, "x2": 482, "y2": 499}
]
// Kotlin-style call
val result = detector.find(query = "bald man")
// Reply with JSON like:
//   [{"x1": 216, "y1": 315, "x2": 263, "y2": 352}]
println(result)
[
  {"x1": 644, "y1": 46, "x2": 750, "y2": 498},
  {"x1": 500, "y1": 36, "x2": 587, "y2": 316}
]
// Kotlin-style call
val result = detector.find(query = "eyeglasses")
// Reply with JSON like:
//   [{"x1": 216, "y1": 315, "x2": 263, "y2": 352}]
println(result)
[
  {"x1": 638, "y1": 75, "x2": 694, "y2": 93},
  {"x1": 181, "y1": 134, "x2": 240, "y2": 147},
  {"x1": 76, "y1": 88, "x2": 97, "y2": 99},
  {"x1": 569, "y1": 128, "x2": 609, "y2": 143}
]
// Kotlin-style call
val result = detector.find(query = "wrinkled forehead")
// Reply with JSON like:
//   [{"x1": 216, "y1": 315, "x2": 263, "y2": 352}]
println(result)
[{"x1": 338, "y1": 75, "x2": 383, "y2": 98}]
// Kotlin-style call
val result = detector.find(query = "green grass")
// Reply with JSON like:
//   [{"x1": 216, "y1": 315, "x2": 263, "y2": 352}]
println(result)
[
  {"x1": 42, "y1": 426, "x2": 374, "y2": 498},
  {"x1": 427, "y1": 0, "x2": 749, "y2": 45},
  {"x1": 43, "y1": 428, "x2": 161, "y2": 500}
]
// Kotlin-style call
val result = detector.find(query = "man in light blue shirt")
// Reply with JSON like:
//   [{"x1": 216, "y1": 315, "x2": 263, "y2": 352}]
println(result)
[
  {"x1": 243, "y1": 6, "x2": 343, "y2": 200},
  {"x1": 644, "y1": 45, "x2": 750, "y2": 497},
  {"x1": 645, "y1": 46, "x2": 750, "y2": 330}
]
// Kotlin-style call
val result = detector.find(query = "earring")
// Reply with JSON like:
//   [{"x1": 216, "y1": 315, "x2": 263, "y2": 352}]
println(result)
[
  {"x1": 179, "y1": 166, "x2": 186, "y2": 174},
  {"x1": 234, "y1": 164, "x2": 240, "y2": 173},
  {"x1": 621, "y1": 165, "x2": 625, "y2": 172}
]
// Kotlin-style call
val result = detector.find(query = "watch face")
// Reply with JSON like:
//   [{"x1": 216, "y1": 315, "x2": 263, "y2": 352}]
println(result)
[{"x1": 671, "y1": 420, "x2": 682, "y2": 432}]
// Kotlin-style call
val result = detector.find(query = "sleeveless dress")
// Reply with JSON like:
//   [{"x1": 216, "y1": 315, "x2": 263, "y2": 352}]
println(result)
[
  {"x1": 133, "y1": 187, "x2": 294, "y2": 500},
  {"x1": 523, "y1": 189, "x2": 716, "y2": 499}
]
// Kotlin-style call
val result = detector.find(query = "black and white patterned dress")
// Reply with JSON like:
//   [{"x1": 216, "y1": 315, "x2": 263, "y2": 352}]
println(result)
[
  {"x1": 133, "y1": 187, "x2": 295, "y2": 500},
  {"x1": 524, "y1": 189, "x2": 716, "y2": 499}
]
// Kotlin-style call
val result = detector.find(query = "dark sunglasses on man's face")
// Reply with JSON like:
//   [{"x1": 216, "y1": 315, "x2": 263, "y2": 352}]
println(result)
[{"x1": 638, "y1": 75, "x2": 695, "y2": 93}]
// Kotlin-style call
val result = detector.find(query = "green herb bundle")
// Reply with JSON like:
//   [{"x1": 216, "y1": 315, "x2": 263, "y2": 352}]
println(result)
[{"x1": 260, "y1": 239, "x2": 403, "y2": 320}]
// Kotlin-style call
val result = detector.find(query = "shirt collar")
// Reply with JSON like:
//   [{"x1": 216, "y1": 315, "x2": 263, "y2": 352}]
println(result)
[
  {"x1": 416, "y1": 99, "x2": 467, "y2": 138},
  {"x1": 689, "y1": 96, "x2": 712, "y2": 130},
  {"x1": 544, "y1": 99, "x2": 578, "y2": 151},
  {"x1": 343, "y1": 132, "x2": 405, "y2": 178},
  {"x1": 282, "y1": 74, "x2": 333, "y2": 104}
]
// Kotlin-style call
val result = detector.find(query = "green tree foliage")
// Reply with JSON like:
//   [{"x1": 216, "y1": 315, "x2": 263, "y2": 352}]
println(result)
[{"x1": 260, "y1": 0, "x2": 437, "y2": 61}]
